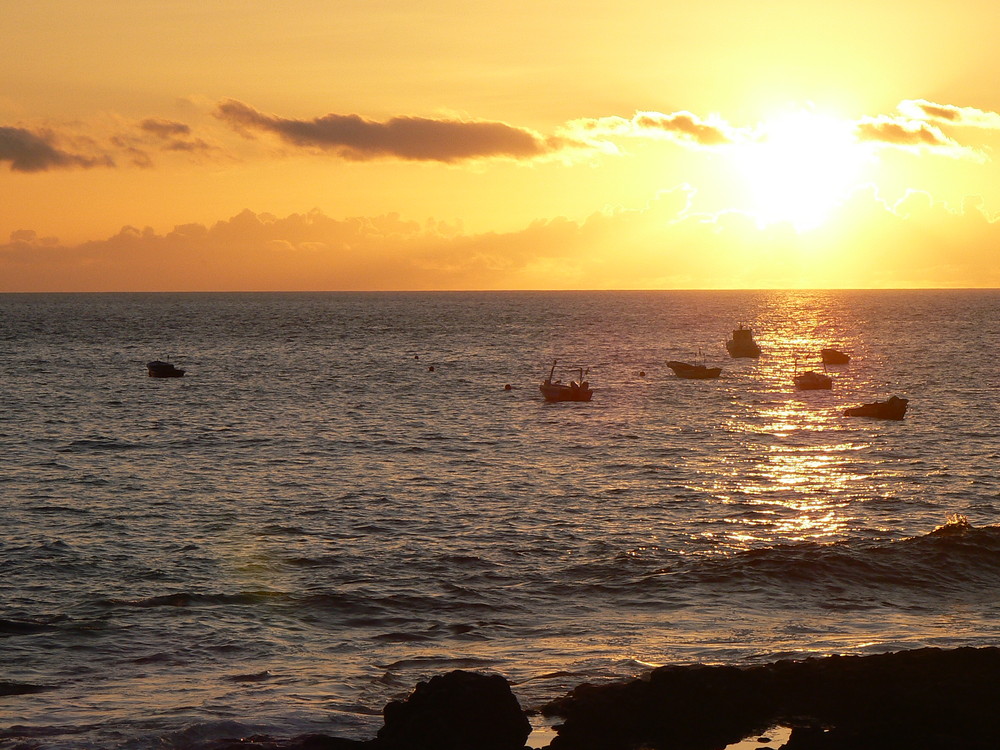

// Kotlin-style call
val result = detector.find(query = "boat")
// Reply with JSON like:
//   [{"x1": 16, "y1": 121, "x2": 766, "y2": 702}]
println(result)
[
  {"x1": 726, "y1": 324, "x2": 761, "y2": 358},
  {"x1": 667, "y1": 360, "x2": 722, "y2": 379},
  {"x1": 821, "y1": 348, "x2": 851, "y2": 365},
  {"x1": 147, "y1": 360, "x2": 185, "y2": 378},
  {"x1": 844, "y1": 396, "x2": 908, "y2": 420},
  {"x1": 539, "y1": 361, "x2": 593, "y2": 402},
  {"x1": 793, "y1": 369, "x2": 832, "y2": 390}
]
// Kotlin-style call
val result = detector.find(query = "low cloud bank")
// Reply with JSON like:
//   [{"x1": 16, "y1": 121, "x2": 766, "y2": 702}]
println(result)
[{"x1": 3, "y1": 187, "x2": 998, "y2": 292}]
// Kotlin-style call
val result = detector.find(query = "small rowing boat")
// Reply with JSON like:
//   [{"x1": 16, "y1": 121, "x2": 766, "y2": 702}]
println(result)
[{"x1": 667, "y1": 360, "x2": 722, "y2": 379}]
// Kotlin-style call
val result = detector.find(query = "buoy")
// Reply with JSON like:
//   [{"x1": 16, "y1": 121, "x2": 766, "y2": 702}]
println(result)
[
  {"x1": 428, "y1": 365, "x2": 435, "y2": 372},
  {"x1": 504, "y1": 384, "x2": 512, "y2": 391},
  {"x1": 639, "y1": 370, "x2": 645, "y2": 377}
]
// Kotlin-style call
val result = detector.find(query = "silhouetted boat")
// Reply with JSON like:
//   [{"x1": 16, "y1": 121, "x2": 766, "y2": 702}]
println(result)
[
  {"x1": 147, "y1": 360, "x2": 185, "y2": 378},
  {"x1": 844, "y1": 396, "x2": 908, "y2": 420},
  {"x1": 540, "y1": 361, "x2": 592, "y2": 402},
  {"x1": 667, "y1": 360, "x2": 722, "y2": 379},
  {"x1": 821, "y1": 348, "x2": 851, "y2": 365},
  {"x1": 726, "y1": 324, "x2": 761, "y2": 358},
  {"x1": 794, "y1": 370, "x2": 832, "y2": 390}
]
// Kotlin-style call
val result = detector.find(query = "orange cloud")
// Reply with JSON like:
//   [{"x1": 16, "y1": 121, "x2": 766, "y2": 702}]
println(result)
[
  {"x1": 853, "y1": 115, "x2": 972, "y2": 156},
  {"x1": 4, "y1": 189, "x2": 998, "y2": 292},
  {"x1": 138, "y1": 118, "x2": 215, "y2": 153},
  {"x1": 898, "y1": 99, "x2": 1000, "y2": 129},
  {"x1": 214, "y1": 100, "x2": 579, "y2": 163},
  {"x1": 109, "y1": 117, "x2": 218, "y2": 167},
  {"x1": 567, "y1": 110, "x2": 742, "y2": 148},
  {"x1": 139, "y1": 118, "x2": 192, "y2": 138}
]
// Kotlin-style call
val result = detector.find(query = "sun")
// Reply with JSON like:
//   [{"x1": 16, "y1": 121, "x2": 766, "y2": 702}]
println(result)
[{"x1": 733, "y1": 109, "x2": 869, "y2": 231}]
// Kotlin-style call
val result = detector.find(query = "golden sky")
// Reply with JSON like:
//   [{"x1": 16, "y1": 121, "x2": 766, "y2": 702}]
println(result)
[{"x1": 3, "y1": 0, "x2": 1000, "y2": 291}]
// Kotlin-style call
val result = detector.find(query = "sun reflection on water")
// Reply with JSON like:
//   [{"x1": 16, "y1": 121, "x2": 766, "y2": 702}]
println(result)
[{"x1": 701, "y1": 297, "x2": 885, "y2": 549}]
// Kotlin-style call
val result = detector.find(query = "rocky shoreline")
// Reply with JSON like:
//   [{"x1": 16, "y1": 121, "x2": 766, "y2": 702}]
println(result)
[{"x1": 214, "y1": 646, "x2": 1000, "y2": 750}]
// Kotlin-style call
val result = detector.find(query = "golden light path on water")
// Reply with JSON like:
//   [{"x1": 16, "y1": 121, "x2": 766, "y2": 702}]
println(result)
[
  {"x1": 697, "y1": 295, "x2": 889, "y2": 551},
  {"x1": 719, "y1": 405, "x2": 859, "y2": 546}
]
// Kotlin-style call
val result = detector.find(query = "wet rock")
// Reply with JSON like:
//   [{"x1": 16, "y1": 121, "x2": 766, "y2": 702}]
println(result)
[
  {"x1": 542, "y1": 647, "x2": 1000, "y2": 750},
  {"x1": 542, "y1": 664, "x2": 774, "y2": 750}
]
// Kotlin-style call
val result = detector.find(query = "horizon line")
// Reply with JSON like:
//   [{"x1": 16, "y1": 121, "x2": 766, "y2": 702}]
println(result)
[{"x1": 1, "y1": 287, "x2": 999, "y2": 295}]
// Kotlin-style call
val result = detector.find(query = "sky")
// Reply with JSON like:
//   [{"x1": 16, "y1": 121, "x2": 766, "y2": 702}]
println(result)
[{"x1": 3, "y1": 0, "x2": 1000, "y2": 291}]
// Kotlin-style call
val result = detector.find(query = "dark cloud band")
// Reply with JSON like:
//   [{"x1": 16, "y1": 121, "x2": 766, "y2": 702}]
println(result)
[
  {"x1": 0, "y1": 126, "x2": 112, "y2": 172},
  {"x1": 140, "y1": 119, "x2": 193, "y2": 138},
  {"x1": 215, "y1": 100, "x2": 567, "y2": 162}
]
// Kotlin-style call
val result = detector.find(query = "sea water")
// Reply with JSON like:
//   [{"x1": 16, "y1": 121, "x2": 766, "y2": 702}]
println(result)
[{"x1": 2, "y1": 290, "x2": 998, "y2": 748}]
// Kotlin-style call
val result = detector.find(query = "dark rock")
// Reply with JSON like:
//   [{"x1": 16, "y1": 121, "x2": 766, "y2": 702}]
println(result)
[
  {"x1": 377, "y1": 670, "x2": 531, "y2": 750},
  {"x1": 542, "y1": 647, "x2": 1000, "y2": 750},
  {"x1": 542, "y1": 663, "x2": 774, "y2": 750}
]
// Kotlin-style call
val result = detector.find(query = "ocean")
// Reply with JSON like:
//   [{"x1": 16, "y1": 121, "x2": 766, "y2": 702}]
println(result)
[{"x1": 2, "y1": 290, "x2": 998, "y2": 749}]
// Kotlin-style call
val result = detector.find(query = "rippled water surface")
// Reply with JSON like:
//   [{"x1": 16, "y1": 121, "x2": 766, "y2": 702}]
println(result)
[{"x1": 2, "y1": 290, "x2": 998, "y2": 748}]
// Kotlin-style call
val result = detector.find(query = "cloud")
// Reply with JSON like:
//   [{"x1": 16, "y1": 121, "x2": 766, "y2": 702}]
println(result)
[
  {"x1": 109, "y1": 117, "x2": 217, "y2": 167},
  {"x1": 8, "y1": 229, "x2": 58, "y2": 246},
  {"x1": 853, "y1": 115, "x2": 973, "y2": 155},
  {"x1": 3, "y1": 188, "x2": 998, "y2": 292},
  {"x1": 898, "y1": 99, "x2": 1000, "y2": 129},
  {"x1": 139, "y1": 118, "x2": 213, "y2": 152},
  {"x1": 566, "y1": 110, "x2": 743, "y2": 148},
  {"x1": 850, "y1": 98, "x2": 1000, "y2": 160},
  {"x1": 0, "y1": 126, "x2": 114, "y2": 172},
  {"x1": 2, "y1": 116, "x2": 214, "y2": 173},
  {"x1": 140, "y1": 118, "x2": 192, "y2": 138},
  {"x1": 214, "y1": 100, "x2": 579, "y2": 163}
]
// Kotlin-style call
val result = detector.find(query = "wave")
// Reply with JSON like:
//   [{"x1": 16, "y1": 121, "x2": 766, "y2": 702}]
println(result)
[
  {"x1": 226, "y1": 670, "x2": 275, "y2": 683},
  {"x1": 0, "y1": 617, "x2": 60, "y2": 636},
  {"x1": 0, "y1": 680, "x2": 57, "y2": 696},
  {"x1": 101, "y1": 591, "x2": 289, "y2": 608},
  {"x1": 59, "y1": 437, "x2": 144, "y2": 452},
  {"x1": 93, "y1": 587, "x2": 501, "y2": 626},
  {"x1": 374, "y1": 656, "x2": 495, "y2": 671},
  {"x1": 645, "y1": 515, "x2": 1000, "y2": 597},
  {"x1": 299, "y1": 590, "x2": 505, "y2": 619}
]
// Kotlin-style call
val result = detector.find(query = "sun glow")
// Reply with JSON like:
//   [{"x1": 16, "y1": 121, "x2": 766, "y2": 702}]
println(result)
[{"x1": 734, "y1": 110, "x2": 870, "y2": 231}]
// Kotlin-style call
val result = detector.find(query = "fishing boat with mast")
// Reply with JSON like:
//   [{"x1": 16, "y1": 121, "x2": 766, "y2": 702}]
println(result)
[
  {"x1": 794, "y1": 370, "x2": 833, "y2": 389},
  {"x1": 539, "y1": 361, "x2": 593, "y2": 402},
  {"x1": 667, "y1": 349, "x2": 722, "y2": 379},
  {"x1": 793, "y1": 357, "x2": 832, "y2": 390}
]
